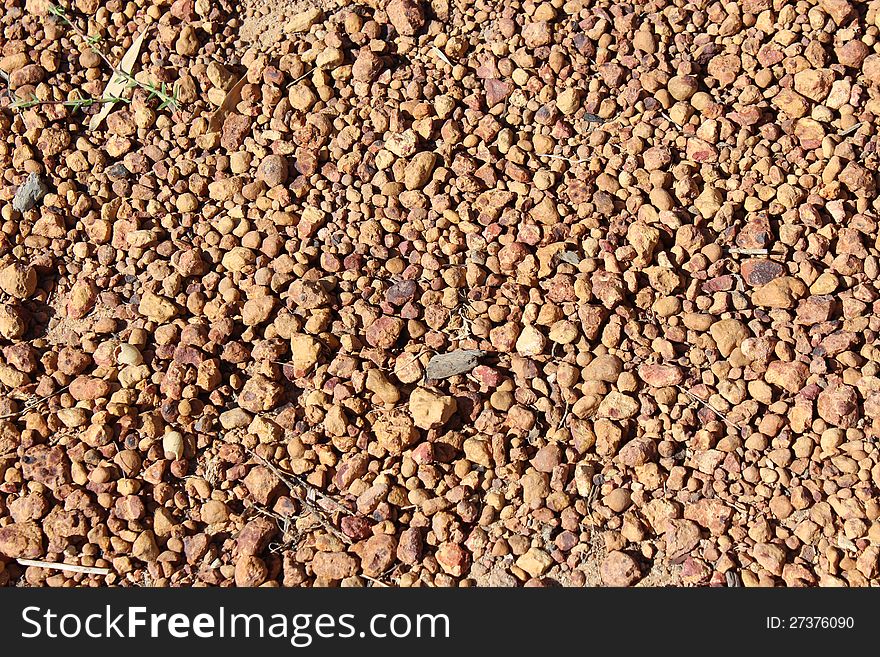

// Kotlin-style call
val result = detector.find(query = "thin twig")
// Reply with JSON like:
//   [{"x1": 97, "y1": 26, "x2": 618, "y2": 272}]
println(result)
[
  {"x1": 659, "y1": 111, "x2": 682, "y2": 131},
  {"x1": 0, "y1": 385, "x2": 70, "y2": 420},
  {"x1": 727, "y1": 247, "x2": 768, "y2": 256},
  {"x1": 676, "y1": 385, "x2": 740, "y2": 430},
  {"x1": 839, "y1": 122, "x2": 863, "y2": 137},
  {"x1": 361, "y1": 573, "x2": 390, "y2": 587},
  {"x1": 246, "y1": 449, "x2": 351, "y2": 544},
  {"x1": 536, "y1": 153, "x2": 590, "y2": 164},
  {"x1": 287, "y1": 66, "x2": 320, "y2": 88},
  {"x1": 16, "y1": 559, "x2": 110, "y2": 575}
]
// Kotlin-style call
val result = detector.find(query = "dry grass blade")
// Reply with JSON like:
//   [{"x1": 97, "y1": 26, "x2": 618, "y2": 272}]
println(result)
[
  {"x1": 431, "y1": 46, "x2": 453, "y2": 66},
  {"x1": 89, "y1": 28, "x2": 146, "y2": 130}
]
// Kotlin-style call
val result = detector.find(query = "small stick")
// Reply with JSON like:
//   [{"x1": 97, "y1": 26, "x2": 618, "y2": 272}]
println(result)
[
  {"x1": 558, "y1": 400, "x2": 571, "y2": 429},
  {"x1": 536, "y1": 153, "x2": 590, "y2": 164},
  {"x1": 287, "y1": 66, "x2": 320, "y2": 88},
  {"x1": 17, "y1": 559, "x2": 110, "y2": 576},
  {"x1": 727, "y1": 247, "x2": 768, "y2": 256},
  {"x1": 676, "y1": 385, "x2": 740, "y2": 430},
  {"x1": 839, "y1": 122, "x2": 863, "y2": 137},
  {"x1": 659, "y1": 111, "x2": 682, "y2": 131},
  {"x1": 0, "y1": 385, "x2": 71, "y2": 420},
  {"x1": 247, "y1": 449, "x2": 351, "y2": 544},
  {"x1": 362, "y1": 574, "x2": 390, "y2": 588}
]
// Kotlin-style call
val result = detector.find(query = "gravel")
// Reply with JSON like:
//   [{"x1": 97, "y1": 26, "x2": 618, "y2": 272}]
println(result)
[
  {"x1": 11, "y1": 172, "x2": 47, "y2": 213},
  {"x1": 0, "y1": 0, "x2": 879, "y2": 589}
]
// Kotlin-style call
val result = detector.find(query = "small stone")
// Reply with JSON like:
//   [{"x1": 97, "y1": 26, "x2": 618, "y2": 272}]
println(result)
[
  {"x1": 516, "y1": 324, "x2": 546, "y2": 356},
  {"x1": 243, "y1": 465, "x2": 282, "y2": 505},
  {"x1": 353, "y1": 48, "x2": 383, "y2": 82},
  {"x1": 234, "y1": 517, "x2": 274, "y2": 556},
  {"x1": 556, "y1": 88, "x2": 582, "y2": 115},
  {"x1": 221, "y1": 114, "x2": 252, "y2": 151},
  {"x1": 627, "y1": 222, "x2": 660, "y2": 268},
  {"x1": 684, "y1": 499, "x2": 734, "y2": 535},
  {"x1": 374, "y1": 410, "x2": 419, "y2": 454},
  {"x1": 605, "y1": 488, "x2": 632, "y2": 512},
  {"x1": 665, "y1": 519, "x2": 702, "y2": 560},
  {"x1": 752, "y1": 543, "x2": 786, "y2": 576},
  {"x1": 548, "y1": 320, "x2": 579, "y2": 344},
  {"x1": 404, "y1": 152, "x2": 437, "y2": 190},
  {"x1": 435, "y1": 542, "x2": 469, "y2": 577},
  {"x1": 288, "y1": 7, "x2": 323, "y2": 32},
  {"x1": 707, "y1": 53, "x2": 740, "y2": 86},
  {"x1": 0, "y1": 304, "x2": 28, "y2": 340},
  {"x1": 360, "y1": 534, "x2": 397, "y2": 577},
  {"x1": 397, "y1": 528, "x2": 423, "y2": 564},
  {"x1": 584, "y1": 355, "x2": 623, "y2": 382},
  {"x1": 409, "y1": 387, "x2": 457, "y2": 429},
  {"x1": 522, "y1": 21, "x2": 552, "y2": 47},
  {"x1": 820, "y1": 0, "x2": 854, "y2": 24},
  {"x1": 69, "y1": 376, "x2": 111, "y2": 401},
  {"x1": 667, "y1": 75, "x2": 698, "y2": 100},
  {"x1": 257, "y1": 154, "x2": 288, "y2": 186},
  {"x1": 839, "y1": 161, "x2": 876, "y2": 194},
  {"x1": 817, "y1": 382, "x2": 859, "y2": 428},
  {"x1": 66, "y1": 279, "x2": 97, "y2": 319},
  {"x1": 694, "y1": 185, "x2": 724, "y2": 218},
  {"x1": 365, "y1": 316, "x2": 404, "y2": 349},
  {"x1": 132, "y1": 530, "x2": 160, "y2": 562},
  {"x1": 600, "y1": 551, "x2": 641, "y2": 586},
  {"x1": 765, "y1": 361, "x2": 809, "y2": 394},
  {"x1": 637, "y1": 364, "x2": 684, "y2": 387},
  {"x1": 234, "y1": 555, "x2": 268, "y2": 586},
  {"x1": 618, "y1": 438, "x2": 657, "y2": 467},
  {"x1": 9, "y1": 63, "x2": 45, "y2": 89},
  {"x1": 290, "y1": 334, "x2": 322, "y2": 374},
  {"x1": 836, "y1": 40, "x2": 870, "y2": 68},
  {"x1": 386, "y1": 0, "x2": 425, "y2": 36},
  {"x1": 772, "y1": 88, "x2": 810, "y2": 118},
  {"x1": 12, "y1": 172, "x2": 48, "y2": 213},
  {"x1": 241, "y1": 296, "x2": 275, "y2": 326},
  {"x1": 138, "y1": 292, "x2": 178, "y2": 323},
  {"x1": 709, "y1": 318, "x2": 750, "y2": 357},
  {"x1": 532, "y1": 445, "x2": 561, "y2": 472},
  {"x1": 597, "y1": 392, "x2": 639, "y2": 419},
  {"x1": 516, "y1": 547, "x2": 553, "y2": 578},
  {"x1": 0, "y1": 521, "x2": 44, "y2": 558},
  {"x1": 741, "y1": 259, "x2": 785, "y2": 287},
  {"x1": 793, "y1": 68, "x2": 834, "y2": 102},
  {"x1": 312, "y1": 551, "x2": 358, "y2": 580},
  {"x1": 0, "y1": 263, "x2": 37, "y2": 300},
  {"x1": 238, "y1": 375, "x2": 284, "y2": 413},
  {"x1": 752, "y1": 276, "x2": 808, "y2": 308}
]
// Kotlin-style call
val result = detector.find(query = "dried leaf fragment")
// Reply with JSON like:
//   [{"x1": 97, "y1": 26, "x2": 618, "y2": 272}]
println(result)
[
  {"x1": 89, "y1": 28, "x2": 146, "y2": 131},
  {"x1": 424, "y1": 350, "x2": 486, "y2": 380}
]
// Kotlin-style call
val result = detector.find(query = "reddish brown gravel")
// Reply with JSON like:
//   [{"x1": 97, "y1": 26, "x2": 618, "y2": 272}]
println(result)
[{"x1": 0, "y1": 0, "x2": 880, "y2": 588}]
